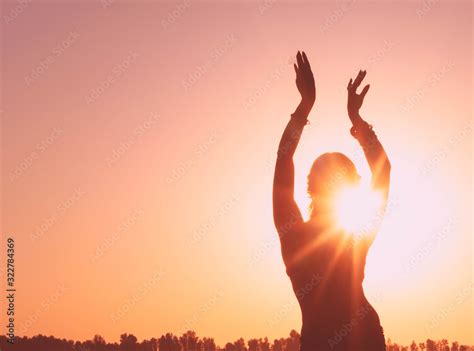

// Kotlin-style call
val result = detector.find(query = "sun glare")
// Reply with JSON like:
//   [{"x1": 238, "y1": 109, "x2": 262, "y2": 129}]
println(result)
[{"x1": 333, "y1": 184, "x2": 384, "y2": 235}]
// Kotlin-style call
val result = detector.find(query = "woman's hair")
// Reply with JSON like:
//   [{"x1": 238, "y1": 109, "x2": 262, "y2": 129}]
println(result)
[{"x1": 308, "y1": 152, "x2": 360, "y2": 218}]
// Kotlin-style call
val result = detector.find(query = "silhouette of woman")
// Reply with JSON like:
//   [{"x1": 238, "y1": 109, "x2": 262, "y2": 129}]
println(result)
[{"x1": 273, "y1": 51, "x2": 391, "y2": 351}]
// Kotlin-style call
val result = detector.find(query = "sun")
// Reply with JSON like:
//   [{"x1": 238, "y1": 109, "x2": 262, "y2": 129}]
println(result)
[{"x1": 333, "y1": 184, "x2": 384, "y2": 236}]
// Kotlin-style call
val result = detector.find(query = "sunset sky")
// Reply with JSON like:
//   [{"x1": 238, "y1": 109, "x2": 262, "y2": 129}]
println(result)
[{"x1": 1, "y1": 0, "x2": 473, "y2": 347}]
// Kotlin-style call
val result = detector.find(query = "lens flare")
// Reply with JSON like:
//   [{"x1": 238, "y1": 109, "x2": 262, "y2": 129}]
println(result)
[{"x1": 333, "y1": 184, "x2": 384, "y2": 235}]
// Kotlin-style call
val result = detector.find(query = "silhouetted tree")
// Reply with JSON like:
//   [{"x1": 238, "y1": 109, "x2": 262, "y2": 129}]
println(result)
[
  {"x1": 259, "y1": 338, "x2": 270, "y2": 351},
  {"x1": 202, "y1": 337, "x2": 216, "y2": 351},
  {"x1": 426, "y1": 339, "x2": 438, "y2": 351},
  {"x1": 159, "y1": 333, "x2": 182, "y2": 351},
  {"x1": 120, "y1": 333, "x2": 138, "y2": 351},
  {"x1": 286, "y1": 330, "x2": 300, "y2": 351},
  {"x1": 179, "y1": 331, "x2": 199, "y2": 351},
  {"x1": 93, "y1": 335, "x2": 107, "y2": 351},
  {"x1": 232, "y1": 337, "x2": 247, "y2": 351},
  {"x1": 247, "y1": 339, "x2": 259, "y2": 351},
  {"x1": 440, "y1": 340, "x2": 450, "y2": 351},
  {"x1": 272, "y1": 339, "x2": 283, "y2": 351}
]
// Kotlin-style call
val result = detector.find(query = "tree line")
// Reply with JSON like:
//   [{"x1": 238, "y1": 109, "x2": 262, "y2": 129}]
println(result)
[{"x1": 0, "y1": 330, "x2": 473, "y2": 351}]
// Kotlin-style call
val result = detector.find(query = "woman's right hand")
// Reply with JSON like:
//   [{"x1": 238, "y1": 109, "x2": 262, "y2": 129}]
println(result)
[{"x1": 294, "y1": 51, "x2": 316, "y2": 111}]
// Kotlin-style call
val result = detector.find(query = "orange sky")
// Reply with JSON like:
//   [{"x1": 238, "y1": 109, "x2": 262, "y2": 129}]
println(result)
[{"x1": 1, "y1": 0, "x2": 473, "y2": 346}]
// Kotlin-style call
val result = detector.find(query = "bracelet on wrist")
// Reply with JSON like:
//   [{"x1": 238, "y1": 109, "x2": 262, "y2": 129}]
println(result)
[
  {"x1": 290, "y1": 113, "x2": 310, "y2": 126},
  {"x1": 350, "y1": 121, "x2": 376, "y2": 146}
]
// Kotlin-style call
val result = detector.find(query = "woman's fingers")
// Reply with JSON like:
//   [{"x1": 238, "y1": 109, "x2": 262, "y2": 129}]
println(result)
[
  {"x1": 348, "y1": 70, "x2": 367, "y2": 94},
  {"x1": 347, "y1": 78, "x2": 353, "y2": 90},
  {"x1": 302, "y1": 51, "x2": 311, "y2": 70},
  {"x1": 360, "y1": 84, "x2": 370, "y2": 99},
  {"x1": 352, "y1": 70, "x2": 366, "y2": 89},
  {"x1": 294, "y1": 64, "x2": 299, "y2": 76},
  {"x1": 296, "y1": 51, "x2": 304, "y2": 70}
]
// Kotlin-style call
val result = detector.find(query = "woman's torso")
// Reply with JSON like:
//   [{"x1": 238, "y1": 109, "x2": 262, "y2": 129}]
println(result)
[{"x1": 280, "y1": 220, "x2": 385, "y2": 351}]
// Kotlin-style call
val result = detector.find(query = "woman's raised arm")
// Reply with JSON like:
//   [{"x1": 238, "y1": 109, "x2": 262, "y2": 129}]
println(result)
[
  {"x1": 347, "y1": 70, "x2": 391, "y2": 201},
  {"x1": 273, "y1": 51, "x2": 315, "y2": 236}
]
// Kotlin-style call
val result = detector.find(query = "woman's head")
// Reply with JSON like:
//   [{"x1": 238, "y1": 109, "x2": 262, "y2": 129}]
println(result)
[{"x1": 308, "y1": 152, "x2": 360, "y2": 216}]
